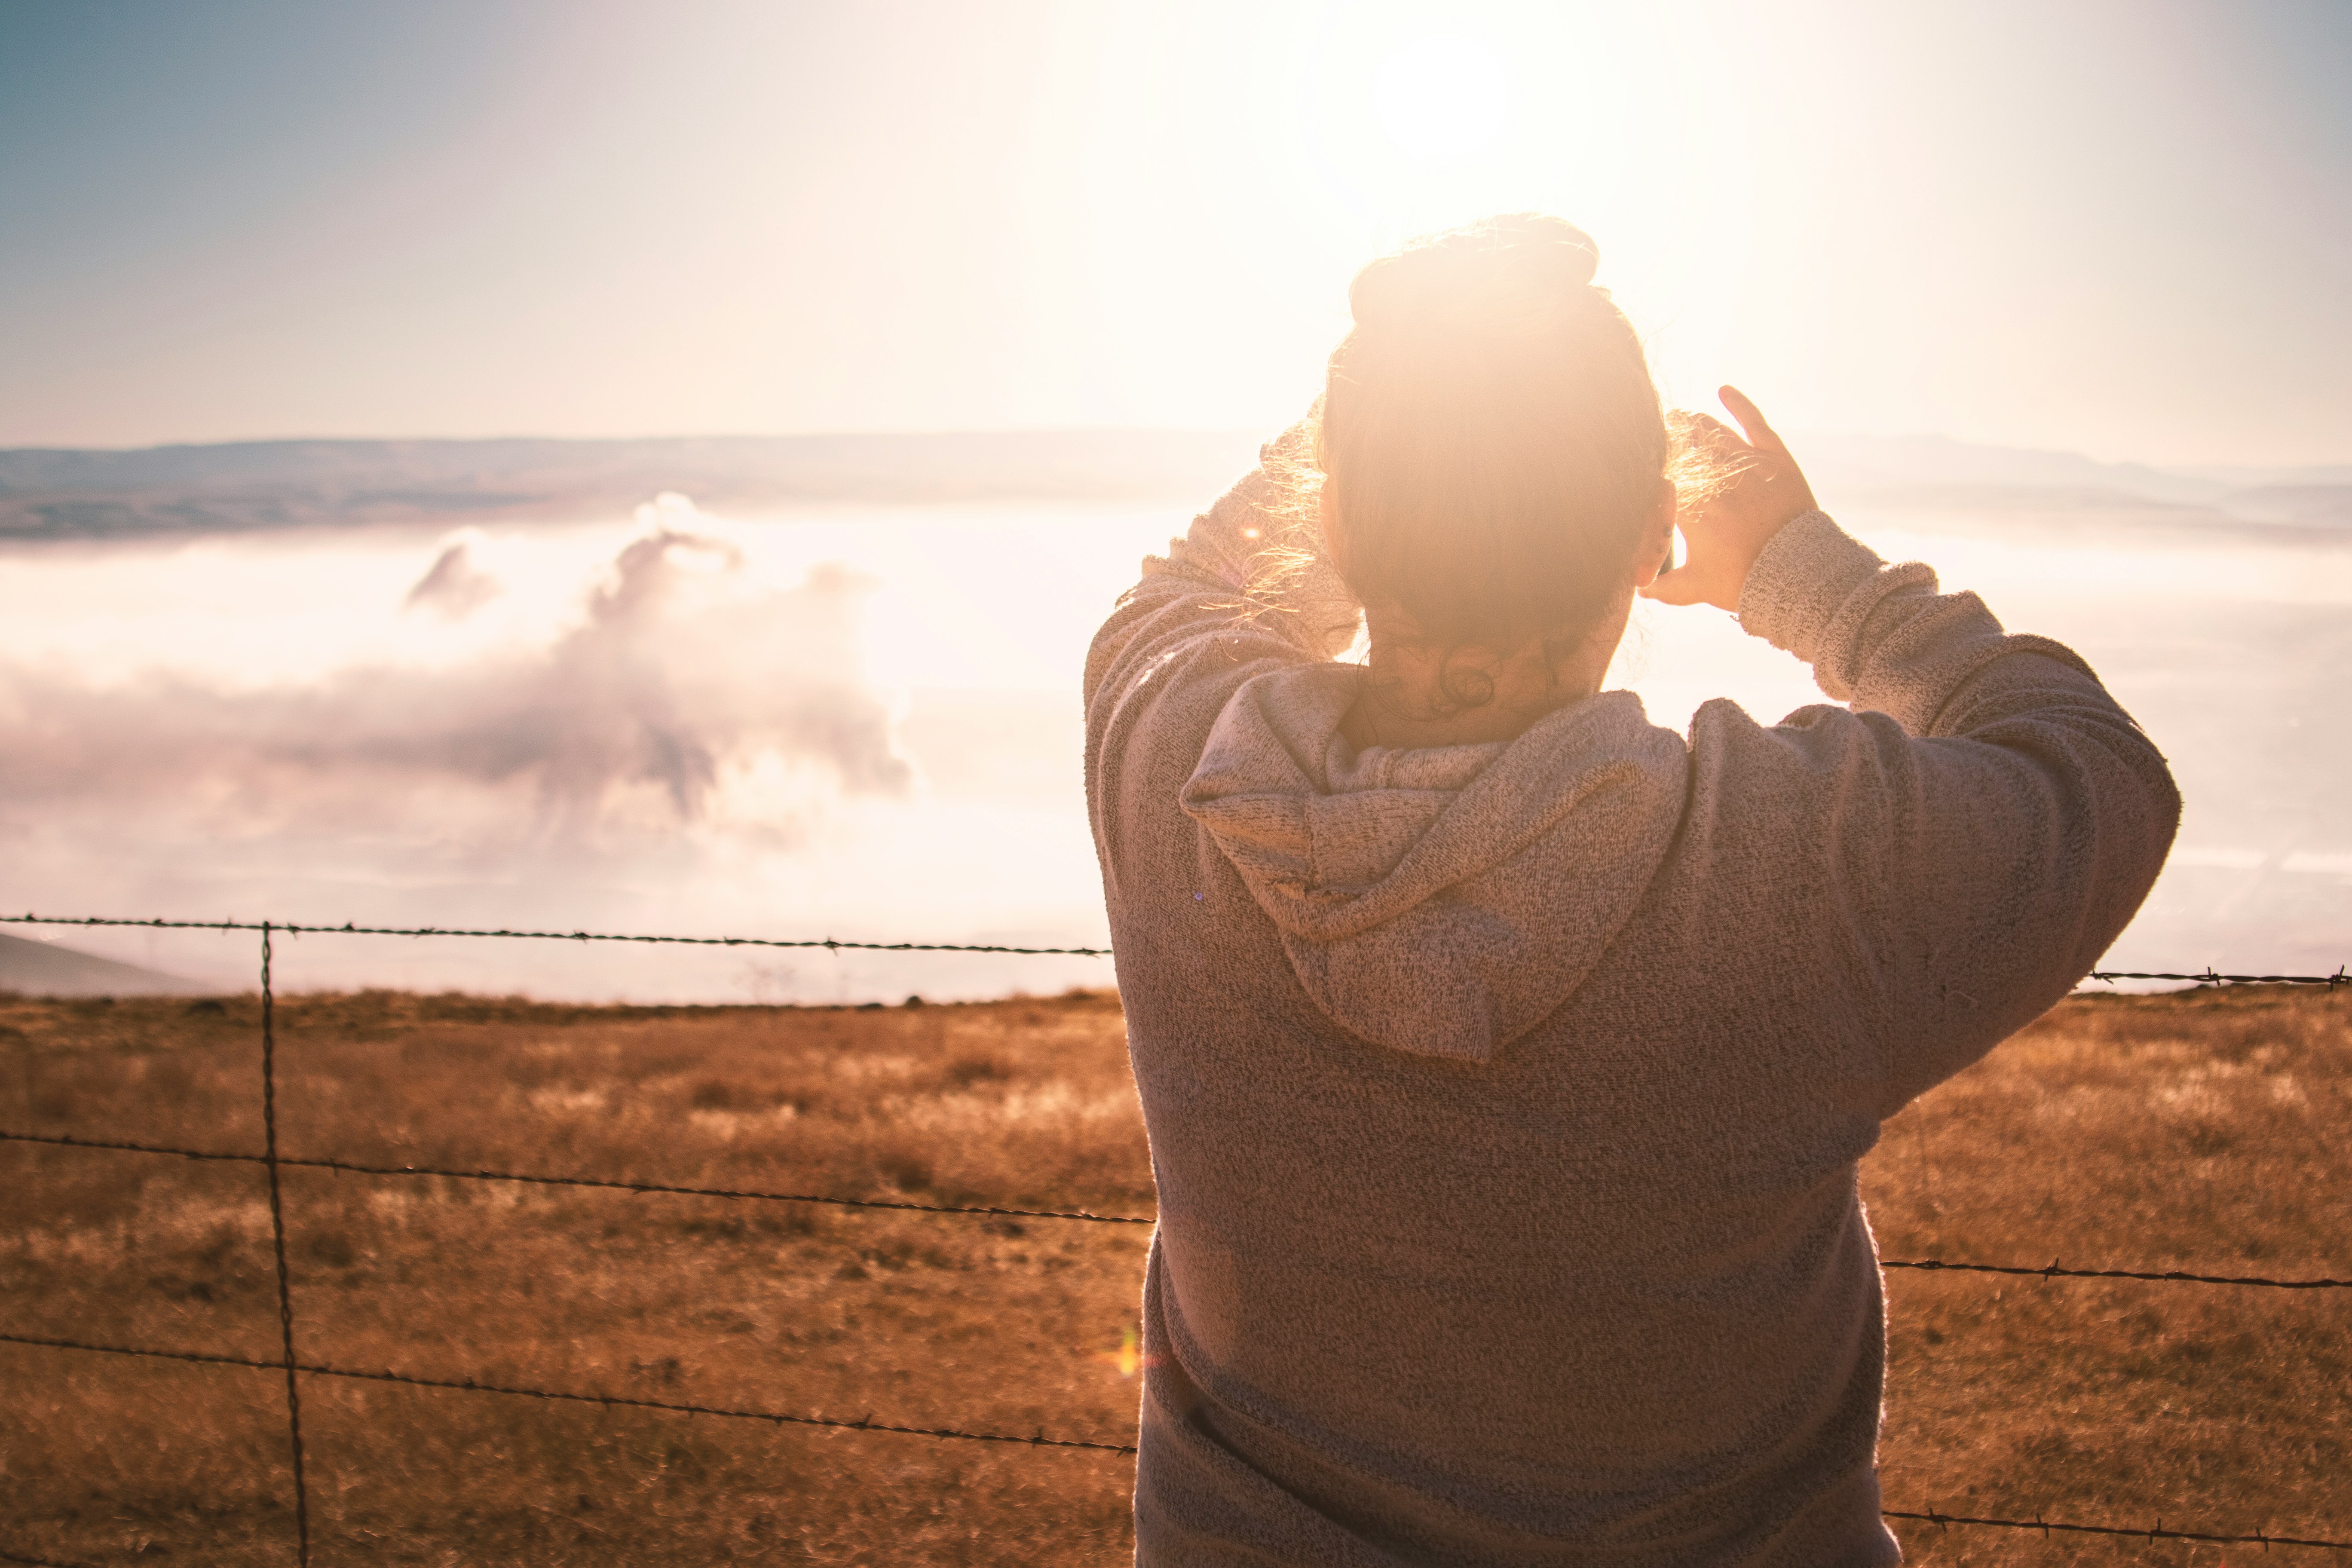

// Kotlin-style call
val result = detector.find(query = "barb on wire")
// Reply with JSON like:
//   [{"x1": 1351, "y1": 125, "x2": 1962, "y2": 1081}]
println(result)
[
  {"x1": 0, "y1": 1128, "x2": 1156, "y2": 1226},
  {"x1": 1883, "y1": 1507, "x2": 2351, "y2": 1552},
  {"x1": 0, "y1": 912, "x2": 1111, "y2": 958},
  {"x1": 0, "y1": 1330, "x2": 1137, "y2": 1455}
]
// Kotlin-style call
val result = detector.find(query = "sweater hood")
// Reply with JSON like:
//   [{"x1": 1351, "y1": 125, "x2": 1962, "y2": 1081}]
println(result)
[{"x1": 1179, "y1": 663, "x2": 1689, "y2": 1062}]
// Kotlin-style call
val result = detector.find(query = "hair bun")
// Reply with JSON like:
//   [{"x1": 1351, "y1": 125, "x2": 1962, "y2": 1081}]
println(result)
[{"x1": 1348, "y1": 214, "x2": 1601, "y2": 334}]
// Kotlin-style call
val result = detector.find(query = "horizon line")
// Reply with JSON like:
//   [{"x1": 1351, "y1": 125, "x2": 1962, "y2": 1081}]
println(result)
[{"x1": 4, "y1": 426, "x2": 2348, "y2": 475}]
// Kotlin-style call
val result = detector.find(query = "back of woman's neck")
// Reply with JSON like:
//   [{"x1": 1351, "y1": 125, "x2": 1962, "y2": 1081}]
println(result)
[
  {"x1": 1340, "y1": 592, "x2": 1633, "y2": 752},
  {"x1": 1339, "y1": 646, "x2": 1605, "y2": 750}
]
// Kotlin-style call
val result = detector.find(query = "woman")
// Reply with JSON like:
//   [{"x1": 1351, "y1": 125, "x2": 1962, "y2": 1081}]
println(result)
[{"x1": 1083, "y1": 214, "x2": 2176, "y2": 1566}]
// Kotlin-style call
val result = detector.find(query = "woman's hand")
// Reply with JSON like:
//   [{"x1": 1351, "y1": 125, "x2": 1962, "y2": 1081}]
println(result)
[{"x1": 1642, "y1": 386, "x2": 1817, "y2": 613}]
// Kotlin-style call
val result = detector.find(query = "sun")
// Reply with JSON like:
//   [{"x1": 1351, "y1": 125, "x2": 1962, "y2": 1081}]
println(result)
[{"x1": 1372, "y1": 30, "x2": 1510, "y2": 166}]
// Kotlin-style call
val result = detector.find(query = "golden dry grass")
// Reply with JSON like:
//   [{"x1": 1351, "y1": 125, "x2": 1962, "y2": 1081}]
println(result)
[{"x1": 1, "y1": 984, "x2": 2346, "y2": 1566}]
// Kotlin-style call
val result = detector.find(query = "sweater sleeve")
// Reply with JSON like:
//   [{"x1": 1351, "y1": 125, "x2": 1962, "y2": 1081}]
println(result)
[
  {"x1": 1082, "y1": 418, "x2": 1360, "y2": 714},
  {"x1": 1082, "y1": 420, "x2": 1363, "y2": 911},
  {"x1": 1719, "y1": 511, "x2": 2181, "y2": 1113}
]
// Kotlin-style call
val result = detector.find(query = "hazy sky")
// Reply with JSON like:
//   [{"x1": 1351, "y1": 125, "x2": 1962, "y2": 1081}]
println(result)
[{"x1": 1, "y1": 0, "x2": 2345, "y2": 464}]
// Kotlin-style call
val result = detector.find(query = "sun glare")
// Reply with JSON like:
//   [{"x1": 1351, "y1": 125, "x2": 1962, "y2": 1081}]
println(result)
[
  {"x1": 1373, "y1": 31, "x2": 1510, "y2": 165},
  {"x1": 1076, "y1": 1, "x2": 1759, "y2": 427}
]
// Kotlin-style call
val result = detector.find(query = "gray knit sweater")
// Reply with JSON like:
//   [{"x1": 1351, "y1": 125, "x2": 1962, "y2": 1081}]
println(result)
[{"x1": 1082, "y1": 430, "x2": 2178, "y2": 1566}]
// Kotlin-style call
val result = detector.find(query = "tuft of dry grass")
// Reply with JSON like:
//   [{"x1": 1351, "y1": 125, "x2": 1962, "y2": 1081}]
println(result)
[{"x1": 2, "y1": 984, "x2": 2346, "y2": 1565}]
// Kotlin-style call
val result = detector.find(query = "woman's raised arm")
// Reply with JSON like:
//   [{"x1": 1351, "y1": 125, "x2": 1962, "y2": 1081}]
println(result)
[
  {"x1": 1661, "y1": 395, "x2": 2181, "y2": 1111},
  {"x1": 1081, "y1": 416, "x2": 1360, "y2": 715}
]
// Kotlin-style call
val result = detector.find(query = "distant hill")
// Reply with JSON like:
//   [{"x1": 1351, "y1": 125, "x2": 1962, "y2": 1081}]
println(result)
[
  {"x1": 1795, "y1": 434, "x2": 2352, "y2": 529},
  {"x1": 0, "y1": 430, "x2": 1267, "y2": 539},
  {"x1": 0, "y1": 427, "x2": 2343, "y2": 541},
  {"x1": 0, "y1": 932, "x2": 212, "y2": 998},
  {"x1": 1795, "y1": 432, "x2": 2223, "y2": 505}
]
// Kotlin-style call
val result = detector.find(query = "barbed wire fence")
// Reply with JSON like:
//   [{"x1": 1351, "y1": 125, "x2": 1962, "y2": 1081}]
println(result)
[{"x1": 2, "y1": 909, "x2": 2347, "y2": 1565}]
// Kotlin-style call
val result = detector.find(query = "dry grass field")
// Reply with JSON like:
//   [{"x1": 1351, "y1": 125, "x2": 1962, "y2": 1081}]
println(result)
[{"x1": 2, "y1": 982, "x2": 2346, "y2": 1566}]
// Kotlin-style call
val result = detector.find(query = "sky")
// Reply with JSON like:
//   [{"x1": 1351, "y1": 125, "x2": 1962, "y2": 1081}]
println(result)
[{"x1": 0, "y1": 0, "x2": 2346, "y2": 466}]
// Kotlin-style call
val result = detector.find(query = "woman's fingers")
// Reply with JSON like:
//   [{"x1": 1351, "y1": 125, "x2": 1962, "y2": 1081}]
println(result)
[
  {"x1": 1717, "y1": 386, "x2": 1788, "y2": 457},
  {"x1": 1654, "y1": 387, "x2": 1811, "y2": 613}
]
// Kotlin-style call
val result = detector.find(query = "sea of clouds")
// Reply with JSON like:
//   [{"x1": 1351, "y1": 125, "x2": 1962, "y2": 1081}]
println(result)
[
  {"x1": 2, "y1": 490, "x2": 2346, "y2": 999},
  {"x1": 0, "y1": 495, "x2": 1152, "y2": 997}
]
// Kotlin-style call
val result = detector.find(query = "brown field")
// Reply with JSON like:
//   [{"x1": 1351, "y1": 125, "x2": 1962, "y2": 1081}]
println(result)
[{"x1": 2, "y1": 983, "x2": 2346, "y2": 1566}]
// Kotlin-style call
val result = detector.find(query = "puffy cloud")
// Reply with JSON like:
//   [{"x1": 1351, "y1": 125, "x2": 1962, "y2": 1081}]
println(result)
[{"x1": 0, "y1": 518, "x2": 910, "y2": 853}]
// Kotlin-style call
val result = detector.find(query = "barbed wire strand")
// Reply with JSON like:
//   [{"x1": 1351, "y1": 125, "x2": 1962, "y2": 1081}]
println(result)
[
  {"x1": 11, "y1": 913, "x2": 2352, "y2": 978},
  {"x1": 1877, "y1": 1256, "x2": 2352, "y2": 1289},
  {"x1": 2089, "y1": 966, "x2": 2349, "y2": 988},
  {"x1": 0, "y1": 912, "x2": 1112, "y2": 958},
  {"x1": 0, "y1": 1128, "x2": 1156, "y2": 1227},
  {"x1": 0, "y1": 1331, "x2": 1137, "y2": 1455},
  {"x1": 1883, "y1": 1507, "x2": 2351, "y2": 1551},
  {"x1": 259, "y1": 925, "x2": 313, "y2": 1568},
  {"x1": 4, "y1": 1330, "x2": 2346, "y2": 1550},
  {"x1": 8, "y1": 1129, "x2": 2345, "y2": 1287}
]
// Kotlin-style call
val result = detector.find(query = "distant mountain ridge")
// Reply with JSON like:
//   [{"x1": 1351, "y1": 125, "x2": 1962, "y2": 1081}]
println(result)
[
  {"x1": 0, "y1": 430, "x2": 1268, "y2": 539},
  {"x1": 0, "y1": 428, "x2": 2345, "y2": 540},
  {"x1": 0, "y1": 932, "x2": 210, "y2": 998},
  {"x1": 1795, "y1": 433, "x2": 2352, "y2": 527}
]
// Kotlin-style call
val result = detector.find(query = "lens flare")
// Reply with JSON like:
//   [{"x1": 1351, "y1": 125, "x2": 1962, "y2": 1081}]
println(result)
[{"x1": 1093, "y1": 1324, "x2": 1142, "y2": 1379}]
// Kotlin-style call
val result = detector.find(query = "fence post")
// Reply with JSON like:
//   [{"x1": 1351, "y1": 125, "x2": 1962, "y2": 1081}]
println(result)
[{"x1": 259, "y1": 922, "x2": 312, "y2": 1566}]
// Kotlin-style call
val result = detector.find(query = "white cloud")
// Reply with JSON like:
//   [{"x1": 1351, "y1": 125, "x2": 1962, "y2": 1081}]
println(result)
[{"x1": 0, "y1": 518, "x2": 909, "y2": 853}]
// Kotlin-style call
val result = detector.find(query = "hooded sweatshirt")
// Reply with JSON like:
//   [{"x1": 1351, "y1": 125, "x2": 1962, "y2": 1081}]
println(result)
[{"x1": 1082, "y1": 426, "x2": 2179, "y2": 1567}]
